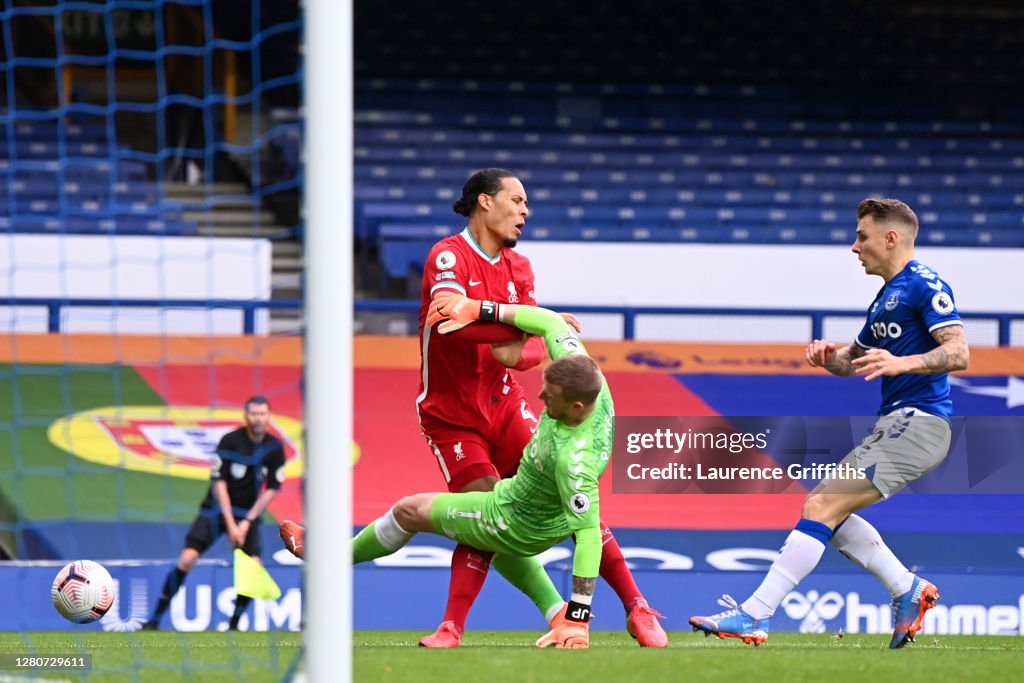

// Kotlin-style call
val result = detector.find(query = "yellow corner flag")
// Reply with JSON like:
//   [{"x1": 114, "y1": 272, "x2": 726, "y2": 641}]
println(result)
[{"x1": 234, "y1": 549, "x2": 282, "y2": 600}]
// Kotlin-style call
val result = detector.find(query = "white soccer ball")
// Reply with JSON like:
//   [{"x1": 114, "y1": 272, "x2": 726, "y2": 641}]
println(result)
[{"x1": 51, "y1": 560, "x2": 115, "y2": 624}]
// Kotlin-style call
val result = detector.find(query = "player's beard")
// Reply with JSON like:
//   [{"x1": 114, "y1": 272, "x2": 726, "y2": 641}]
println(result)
[{"x1": 504, "y1": 237, "x2": 518, "y2": 248}]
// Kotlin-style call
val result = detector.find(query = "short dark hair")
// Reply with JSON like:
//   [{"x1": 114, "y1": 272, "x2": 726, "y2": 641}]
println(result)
[
  {"x1": 857, "y1": 198, "x2": 919, "y2": 237},
  {"x1": 543, "y1": 355, "x2": 603, "y2": 405},
  {"x1": 245, "y1": 395, "x2": 270, "y2": 410},
  {"x1": 452, "y1": 168, "x2": 517, "y2": 217}
]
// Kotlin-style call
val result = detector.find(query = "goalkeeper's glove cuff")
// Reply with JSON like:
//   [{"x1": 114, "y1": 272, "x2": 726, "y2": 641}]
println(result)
[
  {"x1": 479, "y1": 300, "x2": 499, "y2": 322},
  {"x1": 565, "y1": 599, "x2": 593, "y2": 623}
]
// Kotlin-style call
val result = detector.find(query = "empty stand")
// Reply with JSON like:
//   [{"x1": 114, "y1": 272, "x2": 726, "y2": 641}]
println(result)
[
  {"x1": 0, "y1": 120, "x2": 198, "y2": 236},
  {"x1": 282, "y1": 0, "x2": 1024, "y2": 289}
]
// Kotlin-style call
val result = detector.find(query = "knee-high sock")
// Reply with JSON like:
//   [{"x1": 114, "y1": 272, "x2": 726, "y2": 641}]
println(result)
[
  {"x1": 229, "y1": 595, "x2": 252, "y2": 629},
  {"x1": 597, "y1": 522, "x2": 644, "y2": 612},
  {"x1": 491, "y1": 553, "x2": 565, "y2": 623},
  {"x1": 151, "y1": 567, "x2": 187, "y2": 619},
  {"x1": 742, "y1": 518, "x2": 833, "y2": 620},
  {"x1": 831, "y1": 514, "x2": 914, "y2": 598},
  {"x1": 440, "y1": 545, "x2": 492, "y2": 631},
  {"x1": 352, "y1": 508, "x2": 414, "y2": 564}
]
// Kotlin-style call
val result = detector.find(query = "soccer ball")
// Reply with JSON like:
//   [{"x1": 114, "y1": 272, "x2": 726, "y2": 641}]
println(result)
[{"x1": 51, "y1": 560, "x2": 115, "y2": 624}]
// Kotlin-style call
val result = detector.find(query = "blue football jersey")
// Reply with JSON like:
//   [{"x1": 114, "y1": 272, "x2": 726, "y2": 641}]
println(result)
[{"x1": 855, "y1": 260, "x2": 963, "y2": 417}]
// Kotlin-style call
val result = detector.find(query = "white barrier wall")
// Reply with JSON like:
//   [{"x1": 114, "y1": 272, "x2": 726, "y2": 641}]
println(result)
[
  {"x1": 518, "y1": 243, "x2": 1024, "y2": 344},
  {"x1": 0, "y1": 235, "x2": 272, "y2": 334}
]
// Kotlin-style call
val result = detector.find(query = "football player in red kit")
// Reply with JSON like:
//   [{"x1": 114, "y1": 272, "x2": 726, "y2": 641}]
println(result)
[{"x1": 415, "y1": 168, "x2": 668, "y2": 648}]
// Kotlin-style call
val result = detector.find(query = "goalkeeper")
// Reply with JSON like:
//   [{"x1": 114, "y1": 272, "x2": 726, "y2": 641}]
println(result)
[{"x1": 282, "y1": 295, "x2": 613, "y2": 648}]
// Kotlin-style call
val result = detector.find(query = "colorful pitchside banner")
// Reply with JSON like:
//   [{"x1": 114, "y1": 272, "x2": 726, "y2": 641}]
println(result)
[{"x1": 7, "y1": 529, "x2": 1024, "y2": 635}]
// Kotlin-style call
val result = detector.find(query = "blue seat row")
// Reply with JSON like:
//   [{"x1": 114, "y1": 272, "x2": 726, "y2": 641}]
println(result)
[
  {"x1": 0, "y1": 141, "x2": 113, "y2": 158},
  {"x1": 354, "y1": 164, "x2": 1024, "y2": 191},
  {"x1": 354, "y1": 126, "x2": 1024, "y2": 155},
  {"x1": 361, "y1": 91, "x2": 790, "y2": 120},
  {"x1": 354, "y1": 146, "x2": 1024, "y2": 172},
  {"x1": 355, "y1": 109, "x2": 1024, "y2": 136},
  {"x1": 356, "y1": 182, "x2": 1024, "y2": 211},
  {"x1": 0, "y1": 215, "x2": 199, "y2": 236},
  {"x1": 371, "y1": 202, "x2": 1022, "y2": 229},
  {"x1": 0, "y1": 111, "x2": 190, "y2": 238},
  {"x1": 359, "y1": 78, "x2": 790, "y2": 101},
  {"x1": 2, "y1": 122, "x2": 110, "y2": 142},
  {"x1": 375, "y1": 222, "x2": 1024, "y2": 278},
  {"x1": 354, "y1": 75, "x2": 1024, "y2": 130},
  {"x1": 0, "y1": 180, "x2": 165, "y2": 203},
  {"x1": 0, "y1": 198, "x2": 182, "y2": 219},
  {"x1": 0, "y1": 141, "x2": 115, "y2": 157},
  {"x1": 0, "y1": 158, "x2": 149, "y2": 180},
  {"x1": 381, "y1": 221, "x2": 1024, "y2": 248}
]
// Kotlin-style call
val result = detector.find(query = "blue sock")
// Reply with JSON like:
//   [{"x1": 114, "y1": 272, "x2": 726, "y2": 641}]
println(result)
[{"x1": 795, "y1": 518, "x2": 834, "y2": 545}]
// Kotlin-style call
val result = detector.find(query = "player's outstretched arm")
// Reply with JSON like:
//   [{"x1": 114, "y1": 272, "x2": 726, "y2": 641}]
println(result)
[
  {"x1": 497, "y1": 304, "x2": 588, "y2": 361},
  {"x1": 428, "y1": 293, "x2": 585, "y2": 357},
  {"x1": 490, "y1": 314, "x2": 582, "y2": 370},
  {"x1": 489, "y1": 313, "x2": 585, "y2": 370}
]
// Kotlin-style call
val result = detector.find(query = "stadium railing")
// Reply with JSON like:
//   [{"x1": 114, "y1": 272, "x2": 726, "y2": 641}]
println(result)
[
  {"x1": 7, "y1": 297, "x2": 1022, "y2": 346},
  {"x1": 5, "y1": 297, "x2": 301, "y2": 335}
]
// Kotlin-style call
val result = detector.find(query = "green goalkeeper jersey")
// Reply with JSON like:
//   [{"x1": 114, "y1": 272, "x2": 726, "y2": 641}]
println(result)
[{"x1": 489, "y1": 308, "x2": 612, "y2": 575}]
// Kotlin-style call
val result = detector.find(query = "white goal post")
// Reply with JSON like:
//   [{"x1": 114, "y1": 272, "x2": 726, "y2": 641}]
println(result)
[{"x1": 303, "y1": 0, "x2": 353, "y2": 681}]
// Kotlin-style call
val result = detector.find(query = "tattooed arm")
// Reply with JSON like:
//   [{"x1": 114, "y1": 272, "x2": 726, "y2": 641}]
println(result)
[
  {"x1": 851, "y1": 325, "x2": 969, "y2": 380},
  {"x1": 912, "y1": 325, "x2": 970, "y2": 373},
  {"x1": 564, "y1": 525, "x2": 601, "y2": 622},
  {"x1": 572, "y1": 575, "x2": 596, "y2": 602},
  {"x1": 535, "y1": 527, "x2": 599, "y2": 646},
  {"x1": 806, "y1": 339, "x2": 868, "y2": 377}
]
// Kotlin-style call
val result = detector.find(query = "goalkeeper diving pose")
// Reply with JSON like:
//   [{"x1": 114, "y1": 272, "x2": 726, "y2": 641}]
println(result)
[{"x1": 281, "y1": 295, "x2": 616, "y2": 648}]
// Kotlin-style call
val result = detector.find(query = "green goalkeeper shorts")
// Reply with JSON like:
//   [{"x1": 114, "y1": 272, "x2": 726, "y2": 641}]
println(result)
[{"x1": 428, "y1": 491, "x2": 544, "y2": 557}]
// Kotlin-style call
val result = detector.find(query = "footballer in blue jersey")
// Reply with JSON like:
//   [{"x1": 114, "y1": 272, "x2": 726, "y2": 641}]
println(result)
[
  {"x1": 691, "y1": 198, "x2": 969, "y2": 650},
  {"x1": 854, "y1": 259, "x2": 962, "y2": 417}
]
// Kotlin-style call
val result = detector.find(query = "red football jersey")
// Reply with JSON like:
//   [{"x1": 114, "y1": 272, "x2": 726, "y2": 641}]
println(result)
[{"x1": 416, "y1": 228, "x2": 538, "y2": 429}]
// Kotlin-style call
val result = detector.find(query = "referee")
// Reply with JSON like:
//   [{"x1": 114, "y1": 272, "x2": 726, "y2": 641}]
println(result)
[{"x1": 141, "y1": 396, "x2": 286, "y2": 631}]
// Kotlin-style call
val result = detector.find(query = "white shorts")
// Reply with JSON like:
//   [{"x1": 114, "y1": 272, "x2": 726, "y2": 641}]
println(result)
[{"x1": 837, "y1": 407, "x2": 952, "y2": 498}]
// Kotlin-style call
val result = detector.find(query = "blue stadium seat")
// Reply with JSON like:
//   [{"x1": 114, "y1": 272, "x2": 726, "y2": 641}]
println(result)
[
  {"x1": 0, "y1": 101, "x2": 185, "y2": 240},
  {"x1": 348, "y1": 70, "x2": 1024, "y2": 250},
  {"x1": 0, "y1": 216, "x2": 198, "y2": 236},
  {"x1": 378, "y1": 223, "x2": 460, "y2": 241},
  {"x1": 375, "y1": 223, "x2": 460, "y2": 281},
  {"x1": 358, "y1": 201, "x2": 455, "y2": 240}
]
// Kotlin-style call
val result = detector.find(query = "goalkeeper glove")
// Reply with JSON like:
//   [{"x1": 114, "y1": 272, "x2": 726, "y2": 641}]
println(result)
[
  {"x1": 535, "y1": 602, "x2": 591, "y2": 649},
  {"x1": 426, "y1": 291, "x2": 499, "y2": 334}
]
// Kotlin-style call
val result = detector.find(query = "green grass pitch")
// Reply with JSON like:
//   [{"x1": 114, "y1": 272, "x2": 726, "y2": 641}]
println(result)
[{"x1": 3, "y1": 631, "x2": 1022, "y2": 682}]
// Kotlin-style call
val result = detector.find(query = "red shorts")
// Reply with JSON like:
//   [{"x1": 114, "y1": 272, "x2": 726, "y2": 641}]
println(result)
[{"x1": 419, "y1": 396, "x2": 539, "y2": 492}]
